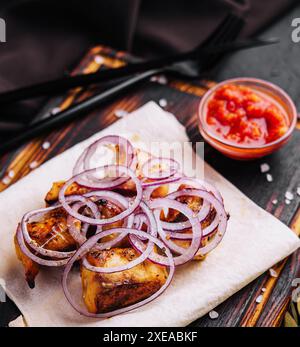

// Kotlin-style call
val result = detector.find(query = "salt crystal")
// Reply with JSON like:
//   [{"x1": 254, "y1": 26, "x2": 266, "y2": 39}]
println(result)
[
  {"x1": 261, "y1": 288, "x2": 266, "y2": 292},
  {"x1": 269, "y1": 268, "x2": 278, "y2": 278},
  {"x1": 51, "y1": 107, "x2": 61, "y2": 115},
  {"x1": 2, "y1": 176, "x2": 11, "y2": 185},
  {"x1": 157, "y1": 76, "x2": 168, "y2": 85},
  {"x1": 94, "y1": 55, "x2": 104, "y2": 64},
  {"x1": 42, "y1": 141, "x2": 51, "y2": 150},
  {"x1": 256, "y1": 295, "x2": 263, "y2": 304},
  {"x1": 285, "y1": 199, "x2": 291, "y2": 205},
  {"x1": 209, "y1": 310, "x2": 219, "y2": 320},
  {"x1": 159, "y1": 98, "x2": 168, "y2": 108},
  {"x1": 285, "y1": 191, "x2": 294, "y2": 201},
  {"x1": 297, "y1": 187, "x2": 300, "y2": 197},
  {"x1": 8, "y1": 170, "x2": 15, "y2": 178},
  {"x1": 266, "y1": 173, "x2": 273, "y2": 182},
  {"x1": 114, "y1": 109, "x2": 128, "y2": 118},
  {"x1": 272, "y1": 199, "x2": 278, "y2": 205},
  {"x1": 260, "y1": 163, "x2": 270, "y2": 173},
  {"x1": 29, "y1": 161, "x2": 38, "y2": 169}
]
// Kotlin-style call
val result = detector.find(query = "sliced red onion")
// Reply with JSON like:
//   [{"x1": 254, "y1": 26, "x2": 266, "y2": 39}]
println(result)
[
  {"x1": 160, "y1": 189, "x2": 210, "y2": 232},
  {"x1": 141, "y1": 157, "x2": 179, "y2": 180},
  {"x1": 131, "y1": 199, "x2": 202, "y2": 266},
  {"x1": 163, "y1": 189, "x2": 227, "y2": 252},
  {"x1": 141, "y1": 174, "x2": 182, "y2": 189},
  {"x1": 131, "y1": 213, "x2": 147, "y2": 230},
  {"x1": 16, "y1": 226, "x2": 70, "y2": 267},
  {"x1": 74, "y1": 135, "x2": 135, "y2": 173},
  {"x1": 59, "y1": 165, "x2": 142, "y2": 225},
  {"x1": 73, "y1": 136, "x2": 137, "y2": 189},
  {"x1": 67, "y1": 201, "x2": 100, "y2": 246},
  {"x1": 196, "y1": 196, "x2": 227, "y2": 256},
  {"x1": 68, "y1": 191, "x2": 137, "y2": 250},
  {"x1": 176, "y1": 177, "x2": 223, "y2": 202},
  {"x1": 62, "y1": 228, "x2": 174, "y2": 318},
  {"x1": 82, "y1": 202, "x2": 157, "y2": 273}
]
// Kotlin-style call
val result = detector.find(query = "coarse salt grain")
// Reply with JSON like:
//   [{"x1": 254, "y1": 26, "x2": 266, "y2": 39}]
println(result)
[
  {"x1": 94, "y1": 55, "x2": 104, "y2": 64},
  {"x1": 209, "y1": 310, "x2": 219, "y2": 320},
  {"x1": 8, "y1": 170, "x2": 15, "y2": 178},
  {"x1": 2, "y1": 176, "x2": 11, "y2": 185},
  {"x1": 51, "y1": 107, "x2": 61, "y2": 115},
  {"x1": 157, "y1": 76, "x2": 167, "y2": 85},
  {"x1": 42, "y1": 141, "x2": 51, "y2": 150},
  {"x1": 272, "y1": 199, "x2": 278, "y2": 205},
  {"x1": 297, "y1": 187, "x2": 300, "y2": 196},
  {"x1": 260, "y1": 163, "x2": 270, "y2": 173},
  {"x1": 285, "y1": 191, "x2": 294, "y2": 201},
  {"x1": 261, "y1": 288, "x2": 266, "y2": 292},
  {"x1": 256, "y1": 295, "x2": 263, "y2": 304},
  {"x1": 29, "y1": 161, "x2": 38, "y2": 169},
  {"x1": 269, "y1": 268, "x2": 278, "y2": 278},
  {"x1": 266, "y1": 173, "x2": 273, "y2": 182},
  {"x1": 159, "y1": 98, "x2": 167, "y2": 108},
  {"x1": 285, "y1": 199, "x2": 291, "y2": 205},
  {"x1": 114, "y1": 109, "x2": 128, "y2": 118}
]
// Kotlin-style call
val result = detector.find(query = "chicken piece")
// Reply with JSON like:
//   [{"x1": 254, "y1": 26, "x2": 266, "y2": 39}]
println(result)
[
  {"x1": 15, "y1": 209, "x2": 76, "y2": 288},
  {"x1": 45, "y1": 181, "x2": 90, "y2": 205},
  {"x1": 81, "y1": 248, "x2": 168, "y2": 313},
  {"x1": 27, "y1": 209, "x2": 76, "y2": 251},
  {"x1": 14, "y1": 233, "x2": 39, "y2": 289}
]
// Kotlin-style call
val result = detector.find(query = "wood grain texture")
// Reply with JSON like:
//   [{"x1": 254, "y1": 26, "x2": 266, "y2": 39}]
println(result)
[{"x1": 0, "y1": 45, "x2": 299, "y2": 327}]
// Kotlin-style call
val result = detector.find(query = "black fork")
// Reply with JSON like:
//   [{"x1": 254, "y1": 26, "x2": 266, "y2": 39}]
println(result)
[{"x1": 169, "y1": 12, "x2": 245, "y2": 79}]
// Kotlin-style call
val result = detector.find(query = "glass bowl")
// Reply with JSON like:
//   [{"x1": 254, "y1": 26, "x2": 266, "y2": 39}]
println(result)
[{"x1": 198, "y1": 77, "x2": 297, "y2": 160}]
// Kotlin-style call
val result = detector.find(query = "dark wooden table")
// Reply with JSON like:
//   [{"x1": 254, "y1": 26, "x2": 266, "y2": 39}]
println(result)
[{"x1": 0, "y1": 6, "x2": 299, "y2": 327}]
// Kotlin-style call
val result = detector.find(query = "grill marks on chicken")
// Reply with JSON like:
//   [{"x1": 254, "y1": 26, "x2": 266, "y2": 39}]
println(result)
[{"x1": 81, "y1": 248, "x2": 168, "y2": 313}]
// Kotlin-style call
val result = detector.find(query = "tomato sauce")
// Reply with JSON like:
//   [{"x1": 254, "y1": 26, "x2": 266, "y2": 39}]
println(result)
[{"x1": 206, "y1": 84, "x2": 289, "y2": 146}]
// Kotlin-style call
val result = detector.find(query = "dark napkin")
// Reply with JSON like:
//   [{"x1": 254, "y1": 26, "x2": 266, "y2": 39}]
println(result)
[{"x1": 0, "y1": 0, "x2": 297, "y2": 125}]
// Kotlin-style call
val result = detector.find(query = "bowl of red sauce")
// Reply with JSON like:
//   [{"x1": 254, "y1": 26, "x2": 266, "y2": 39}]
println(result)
[{"x1": 198, "y1": 78, "x2": 297, "y2": 160}]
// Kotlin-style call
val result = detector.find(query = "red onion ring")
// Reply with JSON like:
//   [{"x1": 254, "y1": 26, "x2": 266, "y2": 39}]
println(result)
[
  {"x1": 74, "y1": 135, "x2": 135, "y2": 171},
  {"x1": 141, "y1": 157, "x2": 179, "y2": 180},
  {"x1": 62, "y1": 228, "x2": 175, "y2": 318},
  {"x1": 141, "y1": 174, "x2": 182, "y2": 189},
  {"x1": 160, "y1": 189, "x2": 210, "y2": 232},
  {"x1": 73, "y1": 136, "x2": 137, "y2": 189},
  {"x1": 59, "y1": 165, "x2": 142, "y2": 225},
  {"x1": 131, "y1": 199, "x2": 202, "y2": 266},
  {"x1": 82, "y1": 201, "x2": 157, "y2": 273},
  {"x1": 176, "y1": 177, "x2": 223, "y2": 202},
  {"x1": 163, "y1": 189, "x2": 227, "y2": 251}
]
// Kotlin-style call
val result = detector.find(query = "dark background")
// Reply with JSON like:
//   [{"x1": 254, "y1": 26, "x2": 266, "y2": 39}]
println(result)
[{"x1": 0, "y1": 0, "x2": 298, "y2": 124}]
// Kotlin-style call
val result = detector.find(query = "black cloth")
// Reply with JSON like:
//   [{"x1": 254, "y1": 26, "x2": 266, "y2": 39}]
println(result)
[{"x1": 0, "y1": 0, "x2": 297, "y2": 123}]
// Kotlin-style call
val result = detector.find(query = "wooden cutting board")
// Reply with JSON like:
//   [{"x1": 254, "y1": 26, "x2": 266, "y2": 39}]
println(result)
[{"x1": 0, "y1": 45, "x2": 299, "y2": 327}]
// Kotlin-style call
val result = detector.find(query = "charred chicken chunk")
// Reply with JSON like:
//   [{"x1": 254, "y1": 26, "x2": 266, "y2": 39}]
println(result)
[
  {"x1": 45, "y1": 181, "x2": 90, "y2": 205},
  {"x1": 81, "y1": 248, "x2": 168, "y2": 313},
  {"x1": 14, "y1": 209, "x2": 76, "y2": 288}
]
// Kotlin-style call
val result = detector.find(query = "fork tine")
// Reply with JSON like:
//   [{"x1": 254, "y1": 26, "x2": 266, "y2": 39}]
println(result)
[{"x1": 192, "y1": 12, "x2": 245, "y2": 73}]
